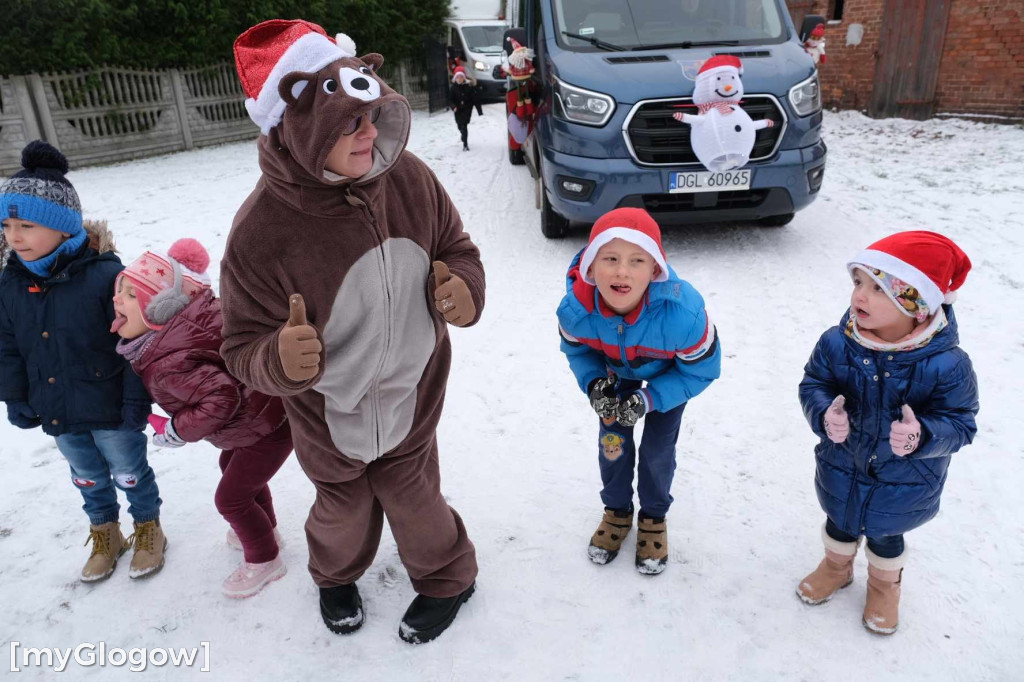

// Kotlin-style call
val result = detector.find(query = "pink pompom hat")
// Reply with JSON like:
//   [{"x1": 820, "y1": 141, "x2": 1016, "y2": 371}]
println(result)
[{"x1": 117, "y1": 238, "x2": 212, "y2": 330}]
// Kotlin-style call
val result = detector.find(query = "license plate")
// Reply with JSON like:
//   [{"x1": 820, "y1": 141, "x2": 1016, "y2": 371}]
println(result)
[{"x1": 669, "y1": 169, "x2": 751, "y2": 193}]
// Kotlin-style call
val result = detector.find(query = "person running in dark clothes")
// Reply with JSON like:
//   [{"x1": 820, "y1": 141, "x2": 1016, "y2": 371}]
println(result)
[{"x1": 450, "y1": 67, "x2": 483, "y2": 151}]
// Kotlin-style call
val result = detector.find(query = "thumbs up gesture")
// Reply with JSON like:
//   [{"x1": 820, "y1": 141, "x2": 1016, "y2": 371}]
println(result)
[
  {"x1": 889, "y1": 404, "x2": 921, "y2": 456},
  {"x1": 278, "y1": 294, "x2": 322, "y2": 382},
  {"x1": 823, "y1": 395, "x2": 850, "y2": 443},
  {"x1": 432, "y1": 261, "x2": 475, "y2": 327}
]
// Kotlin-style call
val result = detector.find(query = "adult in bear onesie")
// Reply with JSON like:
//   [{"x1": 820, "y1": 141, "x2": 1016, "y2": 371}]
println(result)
[{"x1": 221, "y1": 19, "x2": 483, "y2": 644}]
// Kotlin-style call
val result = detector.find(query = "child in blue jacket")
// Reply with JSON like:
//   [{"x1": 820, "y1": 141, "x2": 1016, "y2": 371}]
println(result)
[
  {"x1": 797, "y1": 231, "x2": 979, "y2": 635},
  {"x1": 0, "y1": 142, "x2": 163, "y2": 583},
  {"x1": 557, "y1": 208, "x2": 721, "y2": 575}
]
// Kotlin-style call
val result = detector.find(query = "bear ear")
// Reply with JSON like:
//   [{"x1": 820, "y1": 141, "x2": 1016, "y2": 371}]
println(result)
[
  {"x1": 361, "y1": 53, "x2": 384, "y2": 71},
  {"x1": 279, "y1": 71, "x2": 317, "y2": 106}
]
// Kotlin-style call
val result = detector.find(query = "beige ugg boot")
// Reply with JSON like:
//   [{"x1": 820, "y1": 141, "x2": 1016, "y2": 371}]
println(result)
[
  {"x1": 797, "y1": 524, "x2": 859, "y2": 605},
  {"x1": 863, "y1": 548, "x2": 905, "y2": 635},
  {"x1": 587, "y1": 507, "x2": 634, "y2": 565},
  {"x1": 81, "y1": 522, "x2": 131, "y2": 582},
  {"x1": 127, "y1": 519, "x2": 167, "y2": 579},
  {"x1": 635, "y1": 515, "x2": 668, "y2": 575}
]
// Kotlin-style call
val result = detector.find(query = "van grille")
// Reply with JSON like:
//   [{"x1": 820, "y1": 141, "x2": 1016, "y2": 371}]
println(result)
[{"x1": 624, "y1": 95, "x2": 785, "y2": 165}]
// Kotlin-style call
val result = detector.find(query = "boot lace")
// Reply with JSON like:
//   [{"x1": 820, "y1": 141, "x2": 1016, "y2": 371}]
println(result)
[
  {"x1": 84, "y1": 527, "x2": 113, "y2": 559},
  {"x1": 127, "y1": 521, "x2": 156, "y2": 552}
]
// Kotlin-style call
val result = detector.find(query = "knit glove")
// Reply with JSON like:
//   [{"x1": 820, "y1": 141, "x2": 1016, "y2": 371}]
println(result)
[
  {"x1": 587, "y1": 375, "x2": 619, "y2": 419},
  {"x1": 823, "y1": 395, "x2": 849, "y2": 443},
  {"x1": 6, "y1": 401, "x2": 40, "y2": 430},
  {"x1": 615, "y1": 392, "x2": 646, "y2": 427},
  {"x1": 151, "y1": 416, "x2": 186, "y2": 449},
  {"x1": 889, "y1": 404, "x2": 921, "y2": 456},
  {"x1": 119, "y1": 401, "x2": 151, "y2": 431},
  {"x1": 432, "y1": 261, "x2": 476, "y2": 327},
  {"x1": 279, "y1": 294, "x2": 323, "y2": 382}
]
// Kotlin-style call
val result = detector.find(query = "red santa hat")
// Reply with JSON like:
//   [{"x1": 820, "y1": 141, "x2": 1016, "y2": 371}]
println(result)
[
  {"x1": 848, "y1": 231, "x2": 971, "y2": 319},
  {"x1": 452, "y1": 66, "x2": 467, "y2": 82},
  {"x1": 811, "y1": 24, "x2": 826, "y2": 38},
  {"x1": 697, "y1": 55, "x2": 743, "y2": 79},
  {"x1": 580, "y1": 208, "x2": 668, "y2": 285},
  {"x1": 234, "y1": 19, "x2": 358, "y2": 135}
]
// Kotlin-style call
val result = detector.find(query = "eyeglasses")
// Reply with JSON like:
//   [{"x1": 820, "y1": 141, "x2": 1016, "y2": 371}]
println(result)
[{"x1": 341, "y1": 107, "x2": 382, "y2": 136}]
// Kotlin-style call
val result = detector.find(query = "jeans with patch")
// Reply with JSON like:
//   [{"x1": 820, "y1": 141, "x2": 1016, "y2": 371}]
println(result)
[
  {"x1": 54, "y1": 429, "x2": 160, "y2": 525},
  {"x1": 597, "y1": 379, "x2": 687, "y2": 519}
]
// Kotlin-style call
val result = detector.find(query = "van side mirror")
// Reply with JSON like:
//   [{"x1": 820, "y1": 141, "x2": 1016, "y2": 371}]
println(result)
[
  {"x1": 799, "y1": 15, "x2": 826, "y2": 42},
  {"x1": 503, "y1": 27, "x2": 528, "y2": 56},
  {"x1": 492, "y1": 65, "x2": 505, "y2": 80}
]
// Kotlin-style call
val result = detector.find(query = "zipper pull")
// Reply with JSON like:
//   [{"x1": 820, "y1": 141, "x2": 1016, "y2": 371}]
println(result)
[{"x1": 618, "y1": 324, "x2": 624, "y2": 334}]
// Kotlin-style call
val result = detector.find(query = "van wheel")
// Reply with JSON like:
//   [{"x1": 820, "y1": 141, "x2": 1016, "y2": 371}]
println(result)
[
  {"x1": 509, "y1": 147, "x2": 525, "y2": 165},
  {"x1": 541, "y1": 190, "x2": 570, "y2": 239},
  {"x1": 758, "y1": 213, "x2": 794, "y2": 227}
]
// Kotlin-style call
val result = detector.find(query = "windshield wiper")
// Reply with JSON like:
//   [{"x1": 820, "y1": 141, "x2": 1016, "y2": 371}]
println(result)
[
  {"x1": 635, "y1": 39, "x2": 741, "y2": 51},
  {"x1": 561, "y1": 31, "x2": 628, "y2": 52}
]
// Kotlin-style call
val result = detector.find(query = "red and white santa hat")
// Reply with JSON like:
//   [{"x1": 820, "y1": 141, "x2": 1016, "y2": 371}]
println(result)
[
  {"x1": 697, "y1": 55, "x2": 743, "y2": 79},
  {"x1": 234, "y1": 19, "x2": 358, "y2": 135},
  {"x1": 452, "y1": 66, "x2": 467, "y2": 82},
  {"x1": 848, "y1": 230, "x2": 971, "y2": 319},
  {"x1": 580, "y1": 208, "x2": 668, "y2": 285},
  {"x1": 810, "y1": 24, "x2": 826, "y2": 38}
]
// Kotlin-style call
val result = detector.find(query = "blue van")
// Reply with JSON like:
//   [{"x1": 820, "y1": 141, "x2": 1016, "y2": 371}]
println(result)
[{"x1": 501, "y1": 0, "x2": 827, "y2": 237}]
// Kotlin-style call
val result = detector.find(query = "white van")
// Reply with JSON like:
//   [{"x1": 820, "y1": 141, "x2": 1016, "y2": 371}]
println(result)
[{"x1": 442, "y1": 19, "x2": 509, "y2": 101}]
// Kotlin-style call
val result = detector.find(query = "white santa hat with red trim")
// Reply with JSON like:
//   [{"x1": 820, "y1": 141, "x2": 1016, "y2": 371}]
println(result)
[
  {"x1": 234, "y1": 19, "x2": 357, "y2": 135},
  {"x1": 580, "y1": 208, "x2": 668, "y2": 285},
  {"x1": 848, "y1": 230, "x2": 972, "y2": 315}
]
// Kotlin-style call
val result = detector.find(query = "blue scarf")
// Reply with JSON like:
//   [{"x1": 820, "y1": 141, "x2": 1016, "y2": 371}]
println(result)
[{"x1": 16, "y1": 231, "x2": 88, "y2": 278}]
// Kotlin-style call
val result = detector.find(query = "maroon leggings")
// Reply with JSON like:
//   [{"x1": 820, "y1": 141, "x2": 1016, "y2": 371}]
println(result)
[{"x1": 215, "y1": 421, "x2": 293, "y2": 563}]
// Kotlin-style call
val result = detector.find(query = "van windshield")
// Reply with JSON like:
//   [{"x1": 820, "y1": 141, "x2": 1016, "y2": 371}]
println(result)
[
  {"x1": 553, "y1": 0, "x2": 787, "y2": 51},
  {"x1": 462, "y1": 25, "x2": 506, "y2": 54}
]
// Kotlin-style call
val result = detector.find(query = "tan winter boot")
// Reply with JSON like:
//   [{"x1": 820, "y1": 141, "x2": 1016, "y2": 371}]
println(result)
[
  {"x1": 81, "y1": 522, "x2": 131, "y2": 583},
  {"x1": 797, "y1": 524, "x2": 859, "y2": 604},
  {"x1": 587, "y1": 507, "x2": 634, "y2": 565},
  {"x1": 635, "y1": 514, "x2": 668, "y2": 575},
  {"x1": 863, "y1": 548, "x2": 905, "y2": 635},
  {"x1": 127, "y1": 519, "x2": 167, "y2": 579}
]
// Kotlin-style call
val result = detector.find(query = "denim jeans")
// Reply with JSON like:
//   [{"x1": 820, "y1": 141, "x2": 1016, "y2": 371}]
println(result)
[
  {"x1": 597, "y1": 379, "x2": 687, "y2": 519},
  {"x1": 825, "y1": 517, "x2": 904, "y2": 558},
  {"x1": 54, "y1": 429, "x2": 160, "y2": 525}
]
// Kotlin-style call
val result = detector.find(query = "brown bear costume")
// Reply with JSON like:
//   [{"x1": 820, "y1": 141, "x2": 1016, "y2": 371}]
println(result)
[{"x1": 220, "y1": 20, "x2": 483, "y2": 642}]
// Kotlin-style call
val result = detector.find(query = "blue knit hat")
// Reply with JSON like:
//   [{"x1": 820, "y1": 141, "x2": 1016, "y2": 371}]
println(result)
[{"x1": 1, "y1": 141, "x2": 87, "y2": 276}]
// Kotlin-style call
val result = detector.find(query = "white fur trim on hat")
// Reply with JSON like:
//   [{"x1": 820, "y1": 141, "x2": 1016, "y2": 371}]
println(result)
[
  {"x1": 580, "y1": 227, "x2": 668, "y2": 285},
  {"x1": 847, "y1": 248, "x2": 944, "y2": 313},
  {"x1": 245, "y1": 31, "x2": 348, "y2": 135}
]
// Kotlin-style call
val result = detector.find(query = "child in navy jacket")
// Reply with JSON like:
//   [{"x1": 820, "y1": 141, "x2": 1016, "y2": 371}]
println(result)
[
  {"x1": 0, "y1": 142, "x2": 162, "y2": 583},
  {"x1": 557, "y1": 208, "x2": 721, "y2": 575},
  {"x1": 797, "y1": 231, "x2": 979, "y2": 634}
]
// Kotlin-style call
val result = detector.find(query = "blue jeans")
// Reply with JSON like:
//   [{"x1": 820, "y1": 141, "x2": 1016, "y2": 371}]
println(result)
[
  {"x1": 825, "y1": 517, "x2": 904, "y2": 558},
  {"x1": 54, "y1": 429, "x2": 161, "y2": 525},
  {"x1": 597, "y1": 380, "x2": 686, "y2": 519}
]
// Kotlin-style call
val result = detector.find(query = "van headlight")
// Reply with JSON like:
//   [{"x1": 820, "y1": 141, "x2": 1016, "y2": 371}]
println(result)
[
  {"x1": 553, "y1": 77, "x2": 615, "y2": 126},
  {"x1": 789, "y1": 73, "x2": 821, "y2": 116},
  {"x1": 473, "y1": 61, "x2": 487, "y2": 72}
]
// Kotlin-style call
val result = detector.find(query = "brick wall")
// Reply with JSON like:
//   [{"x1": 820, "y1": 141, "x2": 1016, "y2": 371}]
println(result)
[{"x1": 795, "y1": 0, "x2": 1024, "y2": 119}]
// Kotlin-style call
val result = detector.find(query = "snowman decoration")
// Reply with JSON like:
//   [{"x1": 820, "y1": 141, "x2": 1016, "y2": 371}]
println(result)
[
  {"x1": 672, "y1": 55, "x2": 774, "y2": 172},
  {"x1": 804, "y1": 24, "x2": 827, "y2": 65}
]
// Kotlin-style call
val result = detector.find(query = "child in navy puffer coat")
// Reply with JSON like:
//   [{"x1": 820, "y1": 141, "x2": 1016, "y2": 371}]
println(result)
[
  {"x1": 557, "y1": 208, "x2": 721, "y2": 576},
  {"x1": 0, "y1": 141, "x2": 159, "y2": 583},
  {"x1": 797, "y1": 231, "x2": 979, "y2": 635}
]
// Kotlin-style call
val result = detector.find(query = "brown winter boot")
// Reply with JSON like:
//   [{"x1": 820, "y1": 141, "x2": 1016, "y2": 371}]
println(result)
[
  {"x1": 635, "y1": 514, "x2": 668, "y2": 575},
  {"x1": 127, "y1": 519, "x2": 167, "y2": 579},
  {"x1": 81, "y1": 522, "x2": 131, "y2": 583},
  {"x1": 863, "y1": 548, "x2": 905, "y2": 635},
  {"x1": 797, "y1": 525, "x2": 859, "y2": 604},
  {"x1": 587, "y1": 507, "x2": 634, "y2": 565}
]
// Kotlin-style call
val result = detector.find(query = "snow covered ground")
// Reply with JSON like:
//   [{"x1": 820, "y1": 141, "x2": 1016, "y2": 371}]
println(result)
[{"x1": 1, "y1": 107, "x2": 1022, "y2": 681}]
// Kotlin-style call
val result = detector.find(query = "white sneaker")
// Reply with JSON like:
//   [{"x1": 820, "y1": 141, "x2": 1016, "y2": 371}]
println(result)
[{"x1": 221, "y1": 556, "x2": 287, "y2": 598}]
